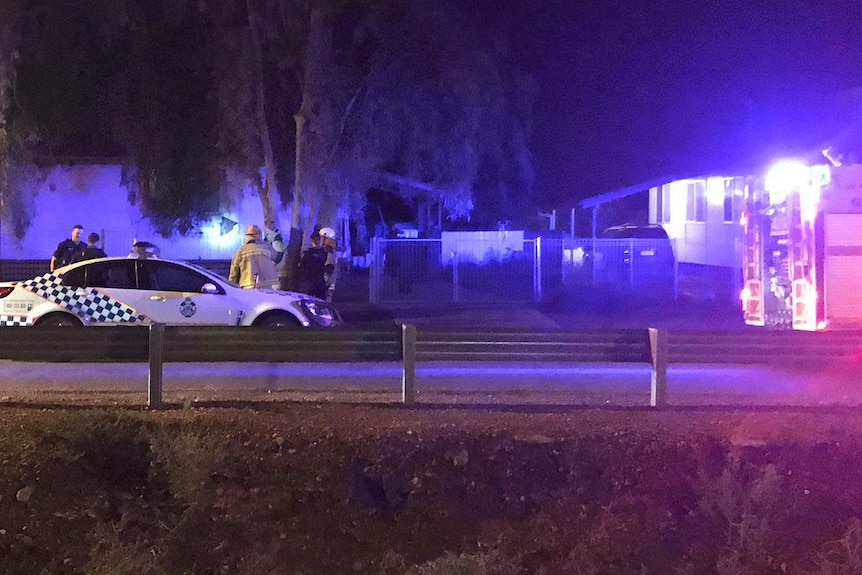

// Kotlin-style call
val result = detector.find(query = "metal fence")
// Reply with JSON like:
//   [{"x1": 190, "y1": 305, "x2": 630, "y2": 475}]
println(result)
[
  {"x1": 0, "y1": 259, "x2": 231, "y2": 283},
  {"x1": 560, "y1": 237, "x2": 678, "y2": 298},
  {"x1": 3, "y1": 237, "x2": 687, "y2": 305},
  {"x1": 369, "y1": 237, "x2": 679, "y2": 304},
  {"x1": 369, "y1": 237, "x2": 540, "y2": 304}
]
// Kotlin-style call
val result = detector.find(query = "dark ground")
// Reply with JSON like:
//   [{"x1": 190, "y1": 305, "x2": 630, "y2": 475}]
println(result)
[{"x1": 3, "y1": 405, "x2": 862, "y2": 575}]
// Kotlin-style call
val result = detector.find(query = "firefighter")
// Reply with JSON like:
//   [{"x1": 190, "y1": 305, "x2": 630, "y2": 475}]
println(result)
[
  {"x1": 319, "y1": 227, "x2": 338, "y2": 301},
  {"x1": 228, "y1": 224, "x2": 279, "y2": 289}
]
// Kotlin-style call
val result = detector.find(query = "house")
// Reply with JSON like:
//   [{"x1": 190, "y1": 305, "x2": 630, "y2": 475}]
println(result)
[
  {"x1": 578, "y1": 173, "x2": 748, "y2": 299},
  {"x1": 648, "y1": 175, "x2": 745, "y2": 270}
]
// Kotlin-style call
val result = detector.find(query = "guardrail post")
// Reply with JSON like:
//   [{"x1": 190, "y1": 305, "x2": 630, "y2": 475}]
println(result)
[
  {"x1": 148, "y1": 323, "x2": 165, "y2": 409},
  {"x1": 401, "y1": 323, "x2": 416, "y2": 405},
  {"x1": 648, "y1": 327, "x2": 667, "y2": 408}
]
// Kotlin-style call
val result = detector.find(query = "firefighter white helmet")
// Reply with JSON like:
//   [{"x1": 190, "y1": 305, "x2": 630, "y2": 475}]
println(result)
[{"x1": 319, "y1": 227, "x2": 336, "y2": 239}]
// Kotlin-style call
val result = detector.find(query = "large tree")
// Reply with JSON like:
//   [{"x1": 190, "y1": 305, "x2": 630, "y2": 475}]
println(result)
[
  {"x1": 92, "y1": 0, "x2": 227, "y2": 234},
  {"x1": 4, "y1": 0, "x2": 228, "y2": 236},
  {"x1": 278, "y1": 0, "x2": 536, "y2": 228},
  {"x1": 210, "y1": 0, "x2": 536, "y2": 286},
  {"x1": 0, "y1": 0, "x2": 16, "y2": 193},
  {"x1": 3, "y1": 0, "x2": 537, "y2": 263},
  {"x1": 0, "y1": 0, "x2": 30, "y2": 239}
]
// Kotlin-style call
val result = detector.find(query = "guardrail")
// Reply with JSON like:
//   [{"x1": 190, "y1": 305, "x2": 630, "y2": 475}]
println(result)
[{"x1": 0, "y1": 326, "x2": 859, "y2": 409}]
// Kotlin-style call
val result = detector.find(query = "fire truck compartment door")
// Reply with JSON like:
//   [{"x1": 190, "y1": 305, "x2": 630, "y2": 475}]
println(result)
[{"x1": 824, "y1": 214, "x2": 862, "y2": 323}]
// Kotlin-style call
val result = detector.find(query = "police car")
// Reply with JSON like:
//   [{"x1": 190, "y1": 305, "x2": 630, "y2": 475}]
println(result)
[{"x1": 0, "y1": 244, "x2": 342, "y2": 328}]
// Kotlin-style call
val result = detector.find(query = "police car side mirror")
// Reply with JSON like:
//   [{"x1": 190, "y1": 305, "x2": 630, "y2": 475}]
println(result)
[{"x1": 201, "y1": 283, "x2": 219, "y2": 294}]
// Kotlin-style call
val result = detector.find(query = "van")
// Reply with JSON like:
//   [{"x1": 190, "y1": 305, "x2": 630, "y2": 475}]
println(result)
[{"x1": 584, "y1": 225, "x2": 675, "y2": 293}]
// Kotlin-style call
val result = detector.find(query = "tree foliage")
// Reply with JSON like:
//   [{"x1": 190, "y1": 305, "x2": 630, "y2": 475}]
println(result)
[
  {"x1": 0, "y1": 0, "x2": 29, "y2": 238},
  {"x1": 288, "y1": 0, "x2": 536, "y2": 227},
  {"x1": 6, "y1": 0, "x2": 228, "y2": 236},
  {"x1": 2, "y1": 0, "x2": 538, "y2": 240},
  {"x1": 91, "y1": 0, "x2": 228, "y2": 235}
]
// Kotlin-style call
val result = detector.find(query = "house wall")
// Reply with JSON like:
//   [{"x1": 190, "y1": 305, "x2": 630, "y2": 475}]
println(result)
[
  {"x1": 440, "y1": 231, "x2": 526, "y2": 264},
  {"x1": 0, "y1": 163, "x2": 281, "y2": 262},
  {"x1": 649, "y1": 176, "x2": 742, "y2": 268}
]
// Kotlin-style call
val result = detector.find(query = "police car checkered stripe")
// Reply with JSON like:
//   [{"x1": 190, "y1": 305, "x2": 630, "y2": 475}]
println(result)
[
  {"x1": 0, "y1": 315, "x2": 33, "y2": 326},
  {"x1": 21, "y1": 273, "x2": 147, "y2": 324}
]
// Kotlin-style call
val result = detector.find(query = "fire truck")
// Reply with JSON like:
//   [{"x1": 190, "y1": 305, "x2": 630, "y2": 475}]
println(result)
[{"x1": 741, "y1": 160, "x2": 862, "y2": 330}]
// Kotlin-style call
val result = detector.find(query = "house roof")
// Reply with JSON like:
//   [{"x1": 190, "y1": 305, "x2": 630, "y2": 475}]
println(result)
[
  {"x1": 577, "y1": 177, "x2": 682, "y2": 210},
  {"x1": 578, "y1": 166, "x2": 759, "y2": 210}
]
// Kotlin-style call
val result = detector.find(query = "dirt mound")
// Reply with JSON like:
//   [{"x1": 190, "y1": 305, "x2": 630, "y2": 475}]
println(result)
[{"x1": 2, "y1": 404, "x2": 862, "y2": 574}]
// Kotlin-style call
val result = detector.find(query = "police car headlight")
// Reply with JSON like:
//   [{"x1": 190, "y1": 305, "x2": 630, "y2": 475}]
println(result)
[{"x1": 300, "y1": 300, "x2": 339, "y2": 326}]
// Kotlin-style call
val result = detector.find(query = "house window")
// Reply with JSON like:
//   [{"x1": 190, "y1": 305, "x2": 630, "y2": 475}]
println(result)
[
  {"x1": 686, "y1": 181, "x2": 706, "y2": 222},
  {"x1": 724, "y1": 178, "x2": 743, "y2": 223},
  {"x1": 657, "y1": 184, "x2": 671, "y2": 223}
]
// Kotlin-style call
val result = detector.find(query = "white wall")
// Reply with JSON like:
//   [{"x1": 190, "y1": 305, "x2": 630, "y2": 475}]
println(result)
[
  {"x1": 0, "y1": 163, "x2": 283, "y2": 261},
  {"x1": 440, "y1": 231, "x2": 526, "y2": 264},
  {"x1": 649, "y1": 176, "x2": 742, "y2": 268}
]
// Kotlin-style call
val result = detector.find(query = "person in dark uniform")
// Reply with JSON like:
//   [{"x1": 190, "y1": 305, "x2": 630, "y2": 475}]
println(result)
[
  {"x1": 50, "y1": 224, "x2": 86, "y2": 271},
  {"x1": 70, "y1": 232, "x2": 107, "y2": 264},
  {"x1": 298, "y1": 231, "x2": 329, "y2": 299}
]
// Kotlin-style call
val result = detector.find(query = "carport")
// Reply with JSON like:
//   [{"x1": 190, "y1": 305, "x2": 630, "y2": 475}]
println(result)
[{"x1": 578, "y1": 178, "x2": 674, "y2": 237}]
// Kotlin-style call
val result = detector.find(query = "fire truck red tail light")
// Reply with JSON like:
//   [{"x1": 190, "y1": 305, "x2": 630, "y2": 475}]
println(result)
[{"x1": 0, "y1": 286, "x2": 14, "y2": 298}]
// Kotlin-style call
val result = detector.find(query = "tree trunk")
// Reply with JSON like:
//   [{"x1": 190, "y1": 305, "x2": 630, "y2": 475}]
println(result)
[
  {"x1": 278, "y1": 109, "x2": 306, "y2": 292},
  {"x1": 245, "y1": 0, "x2": 279, "y2": 233},
  {"x1": 0, "y1": 1, "x2": 19, "y2": 216},
  {"x1": 292, "y1": 111, "x2": 304, "y2": 230}
]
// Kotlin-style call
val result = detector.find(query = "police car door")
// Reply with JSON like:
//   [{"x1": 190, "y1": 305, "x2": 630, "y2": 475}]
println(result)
[
  {"x1": 137, "y1": 260, "x2": 239, "y2": 325},
  {"x1": 64, "y1": 260, "x2": 148, "y2": 325}
]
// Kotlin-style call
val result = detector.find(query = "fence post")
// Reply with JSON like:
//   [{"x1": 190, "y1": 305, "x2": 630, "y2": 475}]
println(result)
[
  {"x1": 452, "y1": 251, "x2": 460, "y2": 303},
  {"x1": 370, "y1": 237, "x2": 380, "y2": 304},
  {"x1": 648, "y1": 327, "x2": 667, "y2": 408},
  {"x1": 401, "y1": 323, "x2": 416, "y2": 405},
  {"x1": 148, "y1": 322, "x2": 165, "y2": 409},
  {"x1": 534, "y1": 236, "x2": 543, "y2": 302},
  {"x1": 673, "y1": 239, "x2": 680, "y2": 300}
]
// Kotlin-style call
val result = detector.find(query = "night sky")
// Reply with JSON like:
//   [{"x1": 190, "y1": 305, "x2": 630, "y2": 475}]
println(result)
[
  {"x1": 522, "y1": 0, "x2": 862, "y2": 207},
  {"x1": 9, "y1": 0, "x2": 862, "y2": 220}
]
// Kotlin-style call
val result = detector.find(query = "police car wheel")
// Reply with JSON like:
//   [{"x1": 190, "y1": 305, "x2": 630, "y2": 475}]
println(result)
[
  {"x1": 256, "y1": 312, "x2": 301, "y2": 327},
  {"x1": 36, "y1": 313, "x2": 83, "y2": 327}
]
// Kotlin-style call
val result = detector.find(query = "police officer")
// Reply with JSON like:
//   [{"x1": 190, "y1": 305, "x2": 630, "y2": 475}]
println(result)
[
  {"x1": 50, "y1": 224, "x2": 86, "y2": 271},
  {"x1": 70, "y1": 232, "x2": 107, "y2": 264},
  {"x1": 298, "y1": 231, "x2": 329, "y2": 299}
]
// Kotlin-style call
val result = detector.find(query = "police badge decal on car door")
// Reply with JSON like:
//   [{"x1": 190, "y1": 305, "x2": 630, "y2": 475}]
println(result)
[{"x1": 180, "y1": 297, "x2": 197, "y2": 318}]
